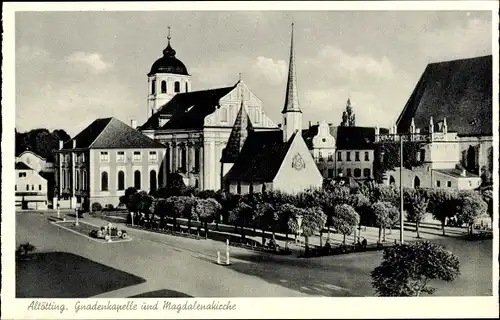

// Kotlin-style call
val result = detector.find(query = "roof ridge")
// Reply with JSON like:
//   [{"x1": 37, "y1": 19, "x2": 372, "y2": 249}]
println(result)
[
  {"x1": 271, "y1": 130, "x2": 298, "y2": 181},
  {"x1": 88, "y1": 118, "x2": 114, "y2": 149},
  {"x1": 427, "y1": 54, "x2": 492, "y2": 66}
]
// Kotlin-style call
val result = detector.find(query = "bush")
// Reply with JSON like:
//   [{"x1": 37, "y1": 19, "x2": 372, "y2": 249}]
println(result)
[
  {"x1": 91, "y1": 202, "x2": 103, "y2": 212},
  {"x1": 104, "y1": 204, "x2": 114, "y2": 211},
  {"x1": 16, "y1": 242, "x2": 36, "y2": 259}
]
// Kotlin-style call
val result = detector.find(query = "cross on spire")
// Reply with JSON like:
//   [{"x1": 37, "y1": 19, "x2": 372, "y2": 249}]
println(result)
[{"x1": 167, "y1": 26, "x2": 171, "y2": 42}]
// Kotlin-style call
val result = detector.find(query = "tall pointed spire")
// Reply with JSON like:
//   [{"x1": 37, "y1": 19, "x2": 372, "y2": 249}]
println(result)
[
  {"x1": 282, "y1": 22, "x2": 301, "y2": 114},
  {"x1": 221, "y1": 94, "x2": 252, "y2": 163}
]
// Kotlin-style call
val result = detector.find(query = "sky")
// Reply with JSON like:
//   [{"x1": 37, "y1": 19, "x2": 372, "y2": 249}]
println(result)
[{"x1": 15, "y1": 10, "x2": 492, "y2": 136}]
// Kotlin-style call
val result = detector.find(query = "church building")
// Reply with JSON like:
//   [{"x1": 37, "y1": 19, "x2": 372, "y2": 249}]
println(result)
[{"x1": 139, "y1": 24, "x2": 322, "y2": 193}]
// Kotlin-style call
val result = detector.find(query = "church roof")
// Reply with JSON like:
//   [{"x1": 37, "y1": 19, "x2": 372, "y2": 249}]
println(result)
[
  {"x1": 139, "y1": 85, "x2": 237, "y2": 130},
  {"x1": 396, "y1": 55, "x2": 492, "y2": 136},
  {"x1": 224, "y1": 130, "x2": 295, "y2": 182},
  {"x1": 61, "y1": 117, "x2": 165, "y2": 150},
  {"x1": 221, "y1": 101, "x2": 253, "y2": 163},
  {"x1": 15, "y1": 161, "x2": 33, "y2": 170}
]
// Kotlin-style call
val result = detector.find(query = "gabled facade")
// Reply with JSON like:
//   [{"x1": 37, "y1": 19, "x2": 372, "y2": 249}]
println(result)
[
  {"x1": 55, "y1": 117, "x2": 166, "y2": 210},
  {"x1": 15, "y1": 161, "x2": 48, "y2": 210}
]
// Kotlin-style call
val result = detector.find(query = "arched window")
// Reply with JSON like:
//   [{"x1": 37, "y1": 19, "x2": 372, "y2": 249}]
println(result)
[
  {"x1": 76, "y1": 171, "x2": 80, "y2": 191},
  {"x1": 195, "y1": 179, "x2": 199, "y2": 189},
  {"x1": 151, "y1": 79, "x2": 156, "y2": 95},
  {"x1": 161, "y1": 80, "x2": 167, "y2": 94},
  {"x1": 237, "y1": 181, "x2": 241, "y2": 194},
  {"x1": 389, "y1": 175, "x2": 395, "y2": 185},
  {"x1": 101, "y1": 171, "x2": 109, "y2": 191},
  {"x1": 134, "y1": 170, "x2": 141, "y2": 189},
  {"x1": 249, "y1": 183, "x2": 254, "y2": 194},
  {"x1": 174, "y1": 81, "x2": 180, "y2": 93},
  {"x1": 185, "y1": 82, "x2": 189, "y2": 92},
  {"x1": 414, "y1": 176, "x2": 421, "y2": 188},
  {"x1": 354, "y1": 168, "x2": 361, "y2": 178},
  {"x1": 117, "y1": 170, "x2": 125, "y2": 191},
  {"x1": 220, "y1": 108, "x2": 228, "y2": 122},
  {"x1": 363, "y1": 168, "x2": 371, "y2": 178},
  {"x1": 149, "y1": 170, "x2": 157, "y2": 192},
  {"x1": 262, "y1": 183, "x2": 267, "y2": 192}
]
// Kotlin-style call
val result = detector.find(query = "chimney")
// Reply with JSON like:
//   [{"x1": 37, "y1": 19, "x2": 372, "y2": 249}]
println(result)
[
  {"x1": 131, "y1": 119, "x2": 137, "y2": 129},
  {"x1": 317, "y1": 121, "x2": 319, "y2": 125},
  {"x1": 59, "y1": 140, "x2": 63, "y2": 150},
  {"x1": 309, "y1": 121, "x2": 312, "y2": 128},
  {"x1": 72, "y1": 140, "x2": 76, "y2": 149}
]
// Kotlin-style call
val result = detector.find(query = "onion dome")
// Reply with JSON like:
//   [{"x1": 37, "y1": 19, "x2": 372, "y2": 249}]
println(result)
[{"x1": 148, "y1": 27, "x2": 189, "y2": 76}]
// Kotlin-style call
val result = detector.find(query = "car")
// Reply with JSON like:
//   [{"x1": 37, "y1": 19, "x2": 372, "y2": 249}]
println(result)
[{"x1": 89, "y1": 223, "x2": 128, "y2": 240}]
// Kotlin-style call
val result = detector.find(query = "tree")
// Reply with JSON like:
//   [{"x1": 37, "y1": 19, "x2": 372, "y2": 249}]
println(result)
[
  {"x1": 405, "y1": 192, "x2": 429, "y2": 238},
  {"x1": 165, "y1": 196, "x2": 189, "y2": 231},
  {"x1": 254, "y1": 202, "x2": 279, "y2": 245},
  {"x1": 299, "y1": 206, "x2": 327, "y2": 255},
  {"x1": 348, "y1": 192, "x2": 371, "y2": 235},
  {"x1": 428, "y1": 189, "x2": 459, "y2": 236},
  {"x1": 340, "y1": 98, "x2": 356, "y2": 127},
  {"x1": 152, "y1": 198, "x2": 168, "y2": 229},
  {"x1": 371, "y1": 201, "x2": 397, "y2": 242},
  {"x1": 228, "y1": 201, "x2": 253, "y2": 241},
  {"x1": 137, "y1": 192, "x2": 154, "y2": 227},
  {"x1": 16, "y1": 128, "x2": 71, "y2": 161},
  {"x1": 371, "y1": 241, "x2": 460, "y2": 296},
  {"x1": 481, "y1": 189, "x2": 494, "y2": 224},
  {"x1": 331, "y1": 204, "x2": 360, "y2": 244},
  {"x1": 119, "y1": 187, "x2": 139, "y2": 224},
  {"x1": 456, "y1": 195, "x2": 487, "y2": 236},
  {"x1": 194, "y1": 198, "x2": 222, "y2": 239},
  {"x1": 180, "y1": 196, "x2": 197, "y2": 233},
  {"x1": 277, "y1": 203, "x2": 299, "y2": 244}
]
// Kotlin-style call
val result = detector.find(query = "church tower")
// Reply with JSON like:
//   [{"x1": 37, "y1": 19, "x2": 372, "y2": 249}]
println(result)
[
  {"x1": 147, "y1": 27, "x2": 192, "y2": 117},
  {"x1": 282, "y1": 23, "x2": 302, "y2": 143}
]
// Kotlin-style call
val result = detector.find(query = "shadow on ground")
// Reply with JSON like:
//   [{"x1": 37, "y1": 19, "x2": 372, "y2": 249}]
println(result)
[
  {"x1": 216, "y1": 251, "x2": 377, "y2": 297},
  {"x1": 129, "y1": 289, "x2": 193, "y2": 298},
  {"x1": 16, "y1": 251, "x2": 146, "y2": 298}
]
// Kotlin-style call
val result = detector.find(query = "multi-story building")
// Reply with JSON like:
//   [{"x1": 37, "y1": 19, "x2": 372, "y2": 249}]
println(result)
[
  {"x1": 15, "y1": 161, "x2": 48, "y2": 210},
  {"x1": 379, "y1": 55, "x2": 492, "y2": 190},
  {"x1": 55, "y1": 117, "x2": 166, "y2": 210},
  {"x1": 16, "y1": 150, "x2": 56, "y2": 204}
]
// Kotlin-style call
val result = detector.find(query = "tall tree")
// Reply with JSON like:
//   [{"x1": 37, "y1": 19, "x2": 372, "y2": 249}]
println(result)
[
  {"x1": 371, "y1": 241, "x2": 460, "y2": 296},
  {"x1": 429, "y1": 189, "x2": 459, "y2": 236}
]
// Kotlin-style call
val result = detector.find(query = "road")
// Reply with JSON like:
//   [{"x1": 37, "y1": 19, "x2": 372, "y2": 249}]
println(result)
[{"x1": 16, "y1": 211, "x2": 493, "y2": 298}]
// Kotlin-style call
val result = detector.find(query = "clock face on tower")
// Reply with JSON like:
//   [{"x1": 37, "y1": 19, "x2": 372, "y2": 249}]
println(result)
[{"x1": 292, "y1": 153, "x2": 305, "y2": 171}]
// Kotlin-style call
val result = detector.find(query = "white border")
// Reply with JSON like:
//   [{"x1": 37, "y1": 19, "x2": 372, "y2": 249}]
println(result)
[{"x1": 2, "y1": 2, "x2": 499, "y2": 319}]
